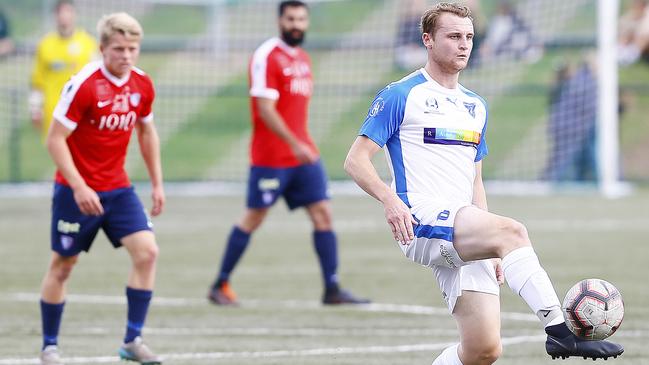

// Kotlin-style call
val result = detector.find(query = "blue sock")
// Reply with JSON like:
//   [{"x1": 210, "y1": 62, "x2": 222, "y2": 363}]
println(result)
[
  {"x1": 313, "y1": 230, "x2": 339, "y2": 290},
  {"x1": 124, "y1": 287, "x2": 152, "y2": 344},
  {"x1": 41, "y1": 300, "x2": 65, "y2": 350},
  {"x1": 216, "y1": 226, "x2": 251, "y2": 285}
]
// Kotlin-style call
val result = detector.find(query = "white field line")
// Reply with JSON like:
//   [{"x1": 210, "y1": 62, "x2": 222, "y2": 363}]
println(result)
[
  {"x1": 0, "y1": 330, "x2": 645, "y2": 364},
  {"x1": 3, "y1": 292, "x2": 538, "y2": 322},
  {"x1": 0, "y1": 336, "x2": 543, "y2": 364}
]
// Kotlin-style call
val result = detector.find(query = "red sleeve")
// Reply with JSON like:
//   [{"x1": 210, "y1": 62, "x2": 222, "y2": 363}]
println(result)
[
  {"x1": 52, "y1": 78, "x2": 92, "y2": 130},
  {"x1": 140, "y1": 75, "x2": 155, "y2": 123},
  {"x1": 250, "y1": 49, "x2": 280, "y2": 100}
]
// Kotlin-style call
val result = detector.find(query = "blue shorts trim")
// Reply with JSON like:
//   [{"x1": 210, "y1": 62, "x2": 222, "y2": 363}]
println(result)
[
  {"x1": 51, "y1": 184, "x2": 152, "y2": 256},
  {"x1": 246, "y1": 160, "x2": 330, "y2": 210}
]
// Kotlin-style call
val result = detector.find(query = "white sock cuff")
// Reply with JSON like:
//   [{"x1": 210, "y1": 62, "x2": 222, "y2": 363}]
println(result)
[{"x1": 432, "y1": 344, "x2": 462, "y2": 365}]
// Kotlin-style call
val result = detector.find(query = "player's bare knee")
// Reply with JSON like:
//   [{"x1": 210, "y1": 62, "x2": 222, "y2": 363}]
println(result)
[
  {"x1": 462, "y1": 340, "x2": 502, "y2": 365},
  {"x1": 133, "y1": 244, "x2": 159, "y2": 268},
  {"x1": 499, "y1": 218, "x2": 531, "y2": 255},
  {"x1": 51, "y1": 256, "x2": 77, "y2": 282}
]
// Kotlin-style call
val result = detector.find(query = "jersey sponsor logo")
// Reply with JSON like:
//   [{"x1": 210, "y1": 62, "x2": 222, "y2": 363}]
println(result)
[
  {"x1": 290, "y1": 77, "x2": 312, "y2": 96},
  {"x1": 98, "y1": 111, "x2": 137, "y2": 131},
  {"x1": 463, "y1": 102, "x2": 476, "y2": 118},
  {"x1": 368, "y1": 97, "x2": 385, "y2": 117},
  {"x1": 57, "y1": 219, "x2": 81, "y2": 234},
  {"x1": 446, "y1": 96, "x2": 459, "y2": 107},
  {"x1": 97, "y1": 100, "x2": 112, "y2": 108},
  {"x1": 423, "y1": 128, "x2": 480, "y2": 147}
]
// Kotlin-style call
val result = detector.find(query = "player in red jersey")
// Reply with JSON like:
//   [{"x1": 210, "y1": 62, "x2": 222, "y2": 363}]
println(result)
[
  {"x1": 208, "y1": 0, "x2": 369, "y2": 306},
  {"x1": 39, "y1": 13, "x2": 163, "y2": 365}
]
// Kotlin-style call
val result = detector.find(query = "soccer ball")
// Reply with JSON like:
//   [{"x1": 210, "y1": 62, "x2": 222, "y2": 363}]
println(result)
[{"x1": 562, "y1": 279, "x2": 624, "y2": 340}]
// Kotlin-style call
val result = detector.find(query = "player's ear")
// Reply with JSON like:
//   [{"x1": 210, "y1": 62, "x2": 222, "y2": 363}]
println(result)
[{"x1": 422, "y1": 32, "x2": 433, "y2": 49}]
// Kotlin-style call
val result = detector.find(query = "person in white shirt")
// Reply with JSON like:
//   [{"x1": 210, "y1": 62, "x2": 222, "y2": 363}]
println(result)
[{"x1": 344, "y1": 2, "x2": 623, "y2": 364}]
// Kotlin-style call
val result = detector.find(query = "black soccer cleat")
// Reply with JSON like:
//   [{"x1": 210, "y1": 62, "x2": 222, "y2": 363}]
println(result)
[
  {"x1": 322, "y1": 287, "x2": 370, "y2": 305},
  {"x1": 546, "y1": 333, "x2": 624, "y2": 361}
]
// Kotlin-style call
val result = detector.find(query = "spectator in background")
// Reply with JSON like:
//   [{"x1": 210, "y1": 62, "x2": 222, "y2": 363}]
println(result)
[
  {"x1": 394, "y1": 0, "x2": 427, "y2": 71},
  {"x1": 30, "y1": 0, "x2": 97, "y2": 141},
  {"x1": 479, "y1": 0, "x2": 542, "y2": 63},
  {"x1": 618, "y1": 0, "x2": 649, "y2": 65},
  {"x1": 0, "y1": 6, "x2": 14, "y2": 58},
  {"x1": 543, "y1": 57, "x2": 598, "y2": 182}
]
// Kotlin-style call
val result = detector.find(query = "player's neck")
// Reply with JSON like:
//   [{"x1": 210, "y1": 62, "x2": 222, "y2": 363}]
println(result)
[{"x1": 423, "y1": 63, "x2": 459, "y2": 90}]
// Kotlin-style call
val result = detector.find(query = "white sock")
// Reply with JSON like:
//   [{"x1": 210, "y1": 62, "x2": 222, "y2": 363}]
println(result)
[
  {"x1": 502, "y1": 247, "x2": 563, "y2": 326},
  {"x1": 432, "y1": 344, "x2": 462, "y2": 365}
]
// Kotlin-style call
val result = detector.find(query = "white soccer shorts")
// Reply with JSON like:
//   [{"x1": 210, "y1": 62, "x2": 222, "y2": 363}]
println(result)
[{"x1": 398, "y1": 200, "x2": 500, "y2": 312}]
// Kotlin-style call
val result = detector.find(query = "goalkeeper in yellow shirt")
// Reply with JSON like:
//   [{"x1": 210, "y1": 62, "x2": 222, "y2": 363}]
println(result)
[{"x1": 30, "y1": 0, "x2": 96, "y2": 140}]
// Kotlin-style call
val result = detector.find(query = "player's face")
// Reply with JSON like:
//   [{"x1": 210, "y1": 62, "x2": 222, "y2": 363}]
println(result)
[
  {"x1": 279, "y1": 6, "x2": 309, "y2": 47},
  {"x1": 426, "y1": 13, "x2": 474, "y2": 74},
  {"x1": 56, "y1": 3, "x2": 75, "y2": 37},
  {"x1": 101, "y1": 34, "x2": 140, "y2": 79}
]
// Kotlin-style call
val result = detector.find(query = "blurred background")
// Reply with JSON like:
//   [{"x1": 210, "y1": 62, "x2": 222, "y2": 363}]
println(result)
[{"x1": 0, "y1": 0, "x2": 647, "y2": 187}]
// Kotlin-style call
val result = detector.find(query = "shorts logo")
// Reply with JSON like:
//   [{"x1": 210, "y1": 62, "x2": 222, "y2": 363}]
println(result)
[
  {"x1": 437, "y1": 210, "x2": 450, "y2": 221},
  {"x1": 60, "y1": 235, "x2": 74, "y2": 251},
  {"x1": 143, "y1": 208, "x2": 153, "y2": 228},
  {"x1": 440, "y1": 244, "x2": 457, "y2": 268},
  {"x1": 258, "y1": 178, "x2": 280, "y2": 191},
  {"x1": 262, "y1": 191, "x2": 274, "y2": 204},
  {"x1": 57, "y1": 219, "x2": 80, "y2": 234},
  {"x1": 368, "y1": 97, "x2": 385, "y2": 117}
]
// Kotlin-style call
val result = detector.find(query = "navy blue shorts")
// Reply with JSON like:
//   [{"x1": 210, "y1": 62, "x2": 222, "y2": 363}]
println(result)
[
  {"x1": 246, "y1": 160, "x2": 330, "y2": 210},
  {"x1": 51, "y1": 184, "x2": 152, "y2": 256}
]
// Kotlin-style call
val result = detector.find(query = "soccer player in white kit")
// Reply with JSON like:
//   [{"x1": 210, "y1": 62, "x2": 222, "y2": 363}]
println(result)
[{"x1": 344, "y1": 2, "x2": 623, "y2": 364}]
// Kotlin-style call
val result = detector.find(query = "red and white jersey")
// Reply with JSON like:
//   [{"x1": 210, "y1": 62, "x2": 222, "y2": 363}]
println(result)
[
  {"x1": 249, "y1": 37, "x2": 317, "y2": 167},
  {"x1": 52, "y1": 61, "x2": 155, "y2": 191}
]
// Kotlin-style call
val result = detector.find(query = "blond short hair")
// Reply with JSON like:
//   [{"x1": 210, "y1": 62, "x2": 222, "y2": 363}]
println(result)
[
  {"x1": 420, "y1": 2, "x2": 472, "y2": 36},
  {"x1": 97, "y1": 12, "x2": 143, "y2": 46}
]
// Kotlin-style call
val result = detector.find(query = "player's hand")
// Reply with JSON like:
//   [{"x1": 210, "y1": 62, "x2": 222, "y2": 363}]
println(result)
[
  {"x1": 382, "y1": 194, "x2": 416, "y2": 245},
  {"x1": 291, "y1": 141, "x2": 318, "y2": 164},
  {"x1": 73, "y1": 185, "x2": 104, "y2": 216},
  {"x1": 150, "y1": 185, "x2": 165, "y2": 217},
  {"x1": 491, "y1": 258, "x2": 504, "y2": 285},
  {"x1": 30, "y1": 111, "x2": 43, "y2": 130}
]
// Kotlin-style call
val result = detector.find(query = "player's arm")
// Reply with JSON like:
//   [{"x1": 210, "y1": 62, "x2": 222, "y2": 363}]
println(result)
[
  {"x1": 29, "y1": 44, "x2": 46, "y2": 127},
  {"x1": 46, "y1": 120, "x2": 104, "y2": 216},
  {"x1": 135, "y1": 120, "x2": 165, "y2": 217},
  {"x1": 256, "y1": 97, "x2": 317, "y2": 164},
  {"x1": 344, "y1": 136, "x2": 416, "y2": 244},
  {"x1": 472, "y1": 161, "x2": 488, "y2": 211}
]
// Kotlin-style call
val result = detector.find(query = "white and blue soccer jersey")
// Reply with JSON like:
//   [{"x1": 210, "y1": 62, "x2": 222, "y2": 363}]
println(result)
[{"x1": 359, "y1": 68, "x2": 488, "y2": 207}]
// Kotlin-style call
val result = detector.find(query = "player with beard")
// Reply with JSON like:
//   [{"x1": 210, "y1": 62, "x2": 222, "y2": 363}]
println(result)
[{"x1": 207, "y1": 0, "x2": 368, "y2": 306}]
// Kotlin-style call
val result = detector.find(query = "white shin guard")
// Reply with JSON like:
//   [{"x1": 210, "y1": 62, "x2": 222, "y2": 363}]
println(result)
[{"x1": 502, "y1": 247, "x2": 561, "y2": 318}]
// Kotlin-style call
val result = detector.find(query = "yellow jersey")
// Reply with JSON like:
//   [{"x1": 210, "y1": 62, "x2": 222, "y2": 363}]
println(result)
[{"x1": 31, "y1": 29, "x2": 97, "y2": 138}]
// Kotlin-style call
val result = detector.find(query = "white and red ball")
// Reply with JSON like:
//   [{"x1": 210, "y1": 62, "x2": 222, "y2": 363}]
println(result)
[{"x1": 562, "y1": 278, "x2": 624, "y2": 340}]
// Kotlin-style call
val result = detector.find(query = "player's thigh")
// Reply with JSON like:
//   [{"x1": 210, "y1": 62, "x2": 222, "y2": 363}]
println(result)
[
  {"x1": 51, "y1": 183, "x2": 103, "y2": 256},
  {"x1": 284, "y1": 160, "x2": 329, "y2": 210},
  {"x1": 246, "y1": 166, "x2": 290, "y2": 209},
  {"x1": 305, "y1": 200, "x2": 332, "y2": 230},
  {"x1": 453, "y1": 205, "x2": 529, "y2": 262},
  {"x1": 102, "y1": 187, "x2": 152, "y2": 249},
  {"x1": 453, "y1": 290, "x2": 502, "y2": 362},
  {"x1": 238, "y1": 207, "x2": 271, "y2": 232}
]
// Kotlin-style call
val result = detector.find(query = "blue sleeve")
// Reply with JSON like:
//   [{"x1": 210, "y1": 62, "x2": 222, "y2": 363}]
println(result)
[
  {"x1": 474, "y1": 99, "x2": 489, "y2": 162},
  {"x1": 358, "y1": 86, "x2": 406, "y2": 147}
]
